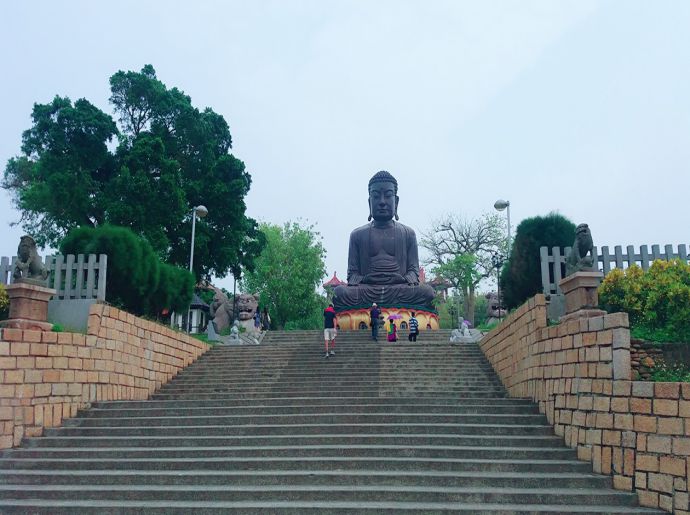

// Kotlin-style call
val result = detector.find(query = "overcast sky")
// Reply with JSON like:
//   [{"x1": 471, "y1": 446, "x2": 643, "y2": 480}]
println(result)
[{"x1": 1, "y1": 0, "x2": 689, "y2": 293}]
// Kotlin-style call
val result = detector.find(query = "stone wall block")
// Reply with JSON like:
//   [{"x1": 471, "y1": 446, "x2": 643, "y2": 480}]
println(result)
[
  {"x1": 674, "y1": 437, "x2": 690, "y2": 456},
  {"x1": 654, "y1": 399, "x2": 679, "y2": 417},
  {"x1": 604, "y1": 312, "x2": 629, "y2": 329},
  {"x1": 655, "y1": 383, "x2": 680, "y2": 399},
  {"x1": 613, "y1": 380, "x2": 632, "y2": 396},
  {"x1": 612, "y1": 328, "x2": 630, "y2": 350},
  {"x1": 612, "y1": 349, "x2": 631, "y2": 380}
]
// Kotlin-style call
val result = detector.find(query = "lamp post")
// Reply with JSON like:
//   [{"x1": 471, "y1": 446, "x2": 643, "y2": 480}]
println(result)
[
  {"x1": 491, "y1": 251, "x2": 505, "y2": 322},
  {"x1": 494, "y1": 199, "x2": 511, "y2": 255},
  {"x1": 187, "y1": 205, "x2": 208, "y2": 332},
  {"x1": 189, "y1": 205, "x2": 208, "y2": 274}
]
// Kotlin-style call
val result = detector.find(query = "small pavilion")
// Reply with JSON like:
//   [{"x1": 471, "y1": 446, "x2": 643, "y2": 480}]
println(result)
[{"x1": 323, "y1": 272, "x2": 346, "y2": 302}]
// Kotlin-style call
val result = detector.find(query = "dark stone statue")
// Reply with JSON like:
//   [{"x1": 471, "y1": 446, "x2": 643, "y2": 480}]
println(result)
[
  {"x1": 12, "y1": 235, "x2": 48, "y2": 286},
  {"x1": 566, "y1": 223, "x2": 595, "y2": 276},
  {"x1": 333, "y1": 171, "x2": 435, "y2": 311}
]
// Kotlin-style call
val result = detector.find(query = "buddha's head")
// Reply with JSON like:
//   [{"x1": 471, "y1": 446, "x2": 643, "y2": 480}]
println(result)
[{"x1": 368, "y1": 170, "x2": 399, "y2": 222}]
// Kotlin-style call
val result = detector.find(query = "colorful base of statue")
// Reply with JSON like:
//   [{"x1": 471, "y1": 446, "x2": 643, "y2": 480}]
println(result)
[{"x1": 336, "y1": 307, "x2": 439, "y2": 332}]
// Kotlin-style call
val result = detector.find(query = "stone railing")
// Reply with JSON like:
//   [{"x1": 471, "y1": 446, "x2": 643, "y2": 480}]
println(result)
[
  {"x1": 480, "y1": 294, "x2": 689, "y2": 513},
  {"x1": 0, "y1": 304, "x2": 209, "y2": 449}
]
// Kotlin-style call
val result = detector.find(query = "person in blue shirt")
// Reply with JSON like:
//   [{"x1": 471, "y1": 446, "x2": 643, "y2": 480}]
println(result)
[{"x1": 408, "y1": 312, "x2": 419, "y2": 342}]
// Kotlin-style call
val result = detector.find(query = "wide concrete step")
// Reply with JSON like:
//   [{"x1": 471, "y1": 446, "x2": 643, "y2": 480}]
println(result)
[
  {"x1": 0, "y1": 499, "x2": 663, "y2": 514},
  {"x1": 0, "y1": 484, "x2": 643, "y2": 505},
  {"x1": 0, "y1": 457, "x2": 596, "y2": 473},
  {"x1": 44, "y1": 423, "x2": 554, "y2": 438},
  {"x1": 0, "y1": 469, "x2": 612, "y2": 489},
  {"x1": 150, "y1": 391, "x2": 508, "y2": 400},
  {"x1": 172, "y1": 376, "x2": 500, "y2": 385},
  {"x1": 79, "y1": 402, "x2": 539, "y2": 418},
  {"x1": 159, "y1": 384, "x2": 504, "y2": 394},
  {"x1": 62, "y1": 413, "x2": 542, "y2": 427},
  {"x1": 177, "y1": 368, "x2": 498, "y2": 376},
  {"x1": 151, "y1": 386, "x2": 507, "y2": 394},
  {"x1": 4, "y1": 445, "x2": 579, "y2": 460},
  {"x1": 27, "y1": 434, "x2": 563, "y2": 448},
  {"x1": 157, "y1": 385, "x2": 504, "y2": 394},
  {"x1": 190, "y1": 359, "x2": 495, "y2": 368},
  {"x1": 91, "y1": 397, "x2": 534, "y2": 410}
]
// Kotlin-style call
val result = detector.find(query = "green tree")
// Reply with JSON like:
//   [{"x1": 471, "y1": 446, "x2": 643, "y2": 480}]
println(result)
[
  {"x1": 500, "y1": 212, "x2": 576, "y2": 309},
  {"x1": 241, "y1": 221, "x2": 327, "y2": 330},
  {"x1": 420, "y1": 213, "x2": 507, "y2": 325},
  {"x1": 3, "y1": 65, "x2": 262, "y2": 281}
]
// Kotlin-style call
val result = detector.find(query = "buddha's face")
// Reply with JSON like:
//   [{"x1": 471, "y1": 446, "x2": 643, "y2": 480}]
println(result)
[{"x1": 369, "y1": 181, "x2": 398, "y2": 222}]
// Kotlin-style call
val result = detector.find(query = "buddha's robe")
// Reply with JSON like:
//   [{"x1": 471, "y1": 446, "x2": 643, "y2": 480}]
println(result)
[{"x1": 333, "y1": 221, "x2": 435, "y2": 310}]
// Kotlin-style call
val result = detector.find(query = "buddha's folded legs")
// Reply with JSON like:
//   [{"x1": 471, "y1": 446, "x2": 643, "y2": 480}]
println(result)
[{"x1": 333, "y1": 283, "x2": 435, "y2": 310}]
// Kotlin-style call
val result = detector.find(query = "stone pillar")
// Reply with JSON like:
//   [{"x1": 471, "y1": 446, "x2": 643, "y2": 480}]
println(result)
[
  {"x1": 0, "y1": 281, "x2": 56, "y2": 331},
  {"x1": 558, "y1": 271, "x2": 606, "y2": 323}
]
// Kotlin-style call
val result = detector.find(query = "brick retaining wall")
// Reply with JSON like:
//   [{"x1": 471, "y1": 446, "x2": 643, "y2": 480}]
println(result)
[
  {"x1": 0, "y1": 304, "x2": 209, "y2": 449},
  {"x1": 480, "y1": 294, "x2": 689, "y2": 513}
]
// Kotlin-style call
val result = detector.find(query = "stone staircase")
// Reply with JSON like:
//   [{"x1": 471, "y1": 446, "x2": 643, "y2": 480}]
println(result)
[{"x1": 0, "y1": 330, "x2": 664, "y2": 513}]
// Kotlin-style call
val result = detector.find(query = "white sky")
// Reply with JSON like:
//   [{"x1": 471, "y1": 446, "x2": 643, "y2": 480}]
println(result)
[{"x1": 1, "y1": 0, "x2": 689, "y2": 293}]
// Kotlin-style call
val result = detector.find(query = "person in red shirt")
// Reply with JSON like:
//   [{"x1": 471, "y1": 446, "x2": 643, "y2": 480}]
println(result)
[{"x1": 323, "y1": 303, "x2": 337, "y2": 358}]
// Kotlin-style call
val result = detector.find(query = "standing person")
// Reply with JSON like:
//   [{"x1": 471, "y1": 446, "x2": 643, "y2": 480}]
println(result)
[
  {"x1": 253, "y1": 308, "x2": 261, "y2": 332},
  {"x1": 370, "y1": 303, "x2": 381, "y2": 341},
  {"x1": 323, "y1": 303, "x2": 337, "y2": 358},
  {"x1": 408, "y1": 312, "x2": 419, "y2": 342},
  {"x1": 261, "y1": 306, "x2": 271, "y2": 331},
  {"x1": 387, "y1": 320, "x2": 397, "y2": 342}
]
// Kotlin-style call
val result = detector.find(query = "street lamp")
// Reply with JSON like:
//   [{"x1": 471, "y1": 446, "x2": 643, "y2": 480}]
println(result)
[
  {"x1": 491, "y1": 251, "x2": 505, "y2": 322},
  {"x1": 189, "y1": 205, "x2": 208, "y2": 274},
  {"x1": 494, "y1": 199, "x2": 511, "y2": 255},
  {"x1": 187, "y1": 205, "x2": 208, "y2": 332}
]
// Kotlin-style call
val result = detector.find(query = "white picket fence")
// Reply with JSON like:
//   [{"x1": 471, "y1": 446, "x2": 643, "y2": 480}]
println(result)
[
  {"x1": 0, "y1": 254, "x2": 107, "y2": 301},
  {"x1": 540, "y1": 244, "x2": 689, "y2": 296}
]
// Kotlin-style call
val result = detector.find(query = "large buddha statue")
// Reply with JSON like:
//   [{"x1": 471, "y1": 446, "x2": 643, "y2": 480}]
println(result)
[{"x1": 333, "y1": 171, "x2": 435, "y2": 311}]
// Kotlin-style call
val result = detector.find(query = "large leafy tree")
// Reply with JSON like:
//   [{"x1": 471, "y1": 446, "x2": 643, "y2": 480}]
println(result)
[
  {"x1": 420, "y1": 212, "x2": 507, "y2": 325},
  {"x1": 241, "y1": 221, "x2": 327, "y2": 330},
  {"x1": 3, "y1": 65, "x2": 262, "y2": 281},
  {"x1": 500, "y1": 212, "x2": 576, "y2": 309}
]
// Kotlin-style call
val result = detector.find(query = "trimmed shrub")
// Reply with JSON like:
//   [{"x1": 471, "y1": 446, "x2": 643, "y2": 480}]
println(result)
[
  {"x1": 599, "y1": 259, "x2": 690, "y2": 342},
  {"x1": 500, "y1": 213, "x2": 576, "y2": 309},
  {"x1": 60, "y1": 225, "x2": 193, "y2": 316}
]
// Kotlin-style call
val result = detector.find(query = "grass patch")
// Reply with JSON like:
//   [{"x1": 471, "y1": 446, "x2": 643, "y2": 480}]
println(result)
[
  {"x1": 631, "y1": 325, "x2": 690, "y2": 345},
  {"x1": 476, "y1": 321, "x2": 499, "y2": 332},
  {"x1": 651, "y1": 360, "x2": 690, "y2": 382}
]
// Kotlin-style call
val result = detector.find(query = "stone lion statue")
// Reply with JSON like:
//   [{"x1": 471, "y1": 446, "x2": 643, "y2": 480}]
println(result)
[
  {"x1": 13, "y1": 235, "x2": 48, "y2": 285},
  {"x1": 235, "y1": 292, "x2": 260, "y2": 334},
  {"x1": 566, "y1": 223, "x2": 595, "y2": 276},
  {"x1": 485, "y1": 291, "x2": 506, "y2": 324},
  {"x1": 208, "y1": 287, "x2": 233, "y2": 333},
  {"x1": 236, "y1": 293, "x2": 259, "y2": 321}
]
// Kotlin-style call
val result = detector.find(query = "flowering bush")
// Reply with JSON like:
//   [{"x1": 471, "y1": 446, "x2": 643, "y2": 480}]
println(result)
[
  {"x1": 0, "y1": 283, "x2": 8, "y2": 317},
  {"x1": 651, "y1": 358, "x2": 690, "y2": 383},
  {"x1": 599, "y1": 259, "x2": 690, "y2": 342}
]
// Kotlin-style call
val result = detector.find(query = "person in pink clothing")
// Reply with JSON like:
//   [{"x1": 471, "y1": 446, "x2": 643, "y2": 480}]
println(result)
[{"x1": 387, "y1": 320, "x2": 397, "y2": 342}]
